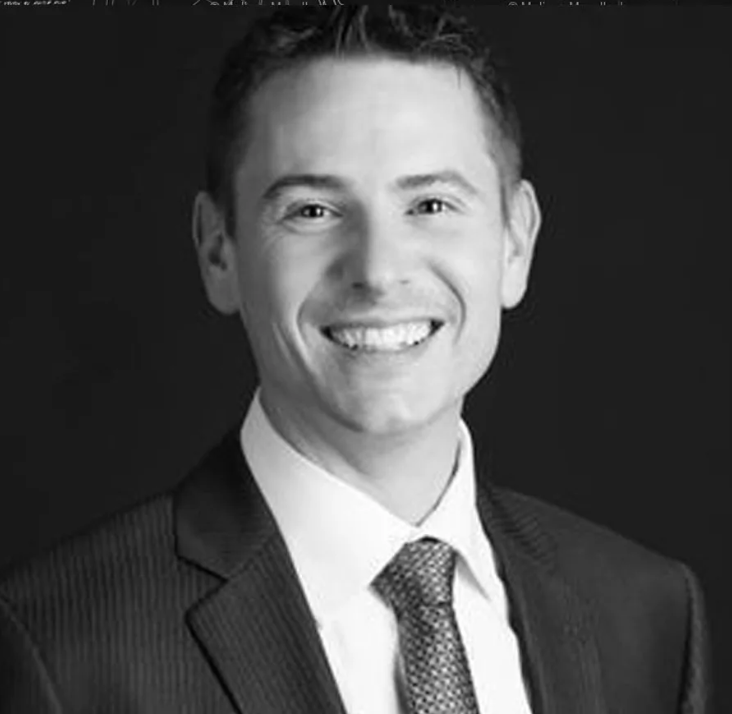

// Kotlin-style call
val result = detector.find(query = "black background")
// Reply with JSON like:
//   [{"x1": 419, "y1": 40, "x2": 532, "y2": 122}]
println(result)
[{"x1": 1, "y1": 3, "x2": 729, "y2": 702}]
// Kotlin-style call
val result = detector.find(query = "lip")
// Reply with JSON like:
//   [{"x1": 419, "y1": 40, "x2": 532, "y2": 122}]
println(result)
[
  {"x1": 322, "y1": 316, "x2": 444, "y2": 331},
  {"x1": 320, "y1": 318, "x2": 445, "y2": 353}
]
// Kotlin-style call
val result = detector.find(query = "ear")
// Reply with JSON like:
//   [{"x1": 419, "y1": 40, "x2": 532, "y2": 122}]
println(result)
[
  {"x1": 500, "y1": 179, "x2": 542, "y2": 309},
  {"x1": 191, "y1": 191, "x2": 240, "y2": 315}
]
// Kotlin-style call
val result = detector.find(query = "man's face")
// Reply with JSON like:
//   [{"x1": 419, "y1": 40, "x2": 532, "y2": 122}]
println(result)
[{"x1": 203, "y1": 57, "x2": 538, "y2": 438}]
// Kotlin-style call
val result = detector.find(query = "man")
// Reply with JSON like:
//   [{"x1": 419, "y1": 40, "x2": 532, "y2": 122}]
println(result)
[{"x1": 0, "y1": 5, "x2": 711, "y2": 713}]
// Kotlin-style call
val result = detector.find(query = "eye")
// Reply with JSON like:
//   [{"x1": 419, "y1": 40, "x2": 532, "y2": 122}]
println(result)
[
  {"x1": 298, "y1": 204, "x2": 329, "y2": 219},
  {"x1": 286, "y1": 202, "x2": 337, "y2": 221},
  {"x1": 409, "y1": 198, "x2": 454, "y2": 216}
]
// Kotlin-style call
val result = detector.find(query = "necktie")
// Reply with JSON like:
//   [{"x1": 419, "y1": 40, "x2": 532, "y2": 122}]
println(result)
[{"x1": 372, "y1": 537, "x2": 480, "y2": 714}]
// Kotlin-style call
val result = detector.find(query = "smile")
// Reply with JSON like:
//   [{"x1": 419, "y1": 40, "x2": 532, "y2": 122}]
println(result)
[{"x1": 322, "y1": 320, "x2": 443, "y2": 353}]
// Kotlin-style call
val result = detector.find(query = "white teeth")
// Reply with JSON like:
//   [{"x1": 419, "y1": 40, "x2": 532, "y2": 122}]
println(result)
[{"x1": 328, "y1": 321, "x2": 434, "y2": 352}]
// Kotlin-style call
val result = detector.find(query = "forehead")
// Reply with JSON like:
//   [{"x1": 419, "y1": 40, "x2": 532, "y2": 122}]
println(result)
[{"x1": 236, "y1": 56, "x2": 498, "y2": 193}]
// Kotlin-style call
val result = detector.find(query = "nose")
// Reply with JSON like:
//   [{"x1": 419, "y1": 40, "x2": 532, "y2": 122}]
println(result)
[{"x1": 336, "y1": 212, "x2": 412, "y2": 295}]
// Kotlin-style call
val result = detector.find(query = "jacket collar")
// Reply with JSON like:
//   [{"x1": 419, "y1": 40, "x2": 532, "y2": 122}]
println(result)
[
  {"x1": 174, "y1": 427, "x2": 607, "y2": 714},
  {"x1": 477, "y1": 482, "x2": 608, "y2": 714},
  {"x1": 174, "y1": 429, "x2": 347, "y2": 714}
]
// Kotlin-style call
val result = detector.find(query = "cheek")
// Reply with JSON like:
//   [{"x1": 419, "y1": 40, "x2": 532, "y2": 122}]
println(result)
[
  {"x1": 443, "y1": 236, "x2": 504, "y2": 367},
  {"x1": 236, "y1": 239, "x2": 323, "y2": 339},
  {"x1": 442, "y1": 233, "x2": 504, "y2": 320}
]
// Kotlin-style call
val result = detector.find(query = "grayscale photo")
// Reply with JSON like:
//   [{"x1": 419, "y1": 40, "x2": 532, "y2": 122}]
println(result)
[{"x1": 1, "y1": 3, "x2": 727, "y2": 712}]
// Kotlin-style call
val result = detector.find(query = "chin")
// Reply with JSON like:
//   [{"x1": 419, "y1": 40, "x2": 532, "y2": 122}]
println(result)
[{"x1": 325, "y1": 389, "x2": 454, "y2": 438}]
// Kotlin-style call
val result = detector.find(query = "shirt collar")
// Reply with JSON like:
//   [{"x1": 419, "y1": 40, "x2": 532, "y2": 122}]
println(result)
[{"x1": 241, "y1": 391, "x2": 502, "y2": 624}]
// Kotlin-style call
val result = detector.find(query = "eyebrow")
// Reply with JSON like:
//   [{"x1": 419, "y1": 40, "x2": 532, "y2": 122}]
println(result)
[
  {"x1": 261, "y1": 174, "x2": 347, "y2": 205},
  {"x1": 393, "y1": 170, "x2": 479, "y2": 198},
  {"x1": 260, "y1": 169, "x2": 479, "y2": 205}
]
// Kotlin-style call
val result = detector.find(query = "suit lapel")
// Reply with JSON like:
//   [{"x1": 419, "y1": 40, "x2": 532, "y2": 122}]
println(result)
[
  {"x1": 173, "y1": 426, "x2": 609, "y2": 714},
  {"x1": 174, "y1": 430, "x2": 346, "y2": 714},
  {"x1": 477, "y1": 485, "x2": 608, "y2": 714}
]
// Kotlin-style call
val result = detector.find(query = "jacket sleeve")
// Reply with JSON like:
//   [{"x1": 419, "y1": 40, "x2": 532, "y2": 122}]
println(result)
[
  {"x1": 0, "y1": 595, "x2": 62, "y2": 714},
  {"x1": 679, "y1": 564, "x2": 713, "y2": 714}
]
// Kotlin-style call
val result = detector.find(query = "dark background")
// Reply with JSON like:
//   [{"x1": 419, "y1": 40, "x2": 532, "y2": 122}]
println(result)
[{"x1": 1, "y1": 3, "x2": 729, "y2": 702}]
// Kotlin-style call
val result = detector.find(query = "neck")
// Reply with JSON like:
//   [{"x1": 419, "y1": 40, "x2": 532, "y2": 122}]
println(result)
[{"x1": 260, "y1": 390, "x2": 463, "y2": 525}]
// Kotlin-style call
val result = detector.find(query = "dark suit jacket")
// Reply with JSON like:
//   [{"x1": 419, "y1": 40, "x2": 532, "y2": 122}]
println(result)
[{"x1": 0, "y1": 428, "x2": 712, "y2": 713}]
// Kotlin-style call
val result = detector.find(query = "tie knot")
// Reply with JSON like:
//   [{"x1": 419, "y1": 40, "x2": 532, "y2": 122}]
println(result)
[{"x1": 372, "y1": 537, "x2": 457, "y2": 617}]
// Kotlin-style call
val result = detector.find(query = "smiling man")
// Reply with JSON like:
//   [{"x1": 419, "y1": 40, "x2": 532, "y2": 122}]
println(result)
[
  {"x1": 0, "y1": 6, "x2": 711, "y2": 714},
  {"x1": 195, "y1": 52, "x2": 536, "y2": 527}
]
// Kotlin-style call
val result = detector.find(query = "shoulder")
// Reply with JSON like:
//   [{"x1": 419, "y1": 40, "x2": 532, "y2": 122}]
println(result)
[
  {"x1": 484, "y1": 485, "x2": 696, "y2": 616},
  {"x1": 482, "y1": 487, "x2": 712, "y2": 709},
  {"x1": 0, "y1": 492, "x2": 187, "y2": 621},
  {"x1": 0, "y1": 486, "x2": 227, "y2": 686}
]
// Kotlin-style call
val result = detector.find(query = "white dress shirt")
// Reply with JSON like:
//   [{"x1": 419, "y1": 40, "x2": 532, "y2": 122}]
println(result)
[{"x1": 241, "y1": 393, "x2": 533, "y2": 714}]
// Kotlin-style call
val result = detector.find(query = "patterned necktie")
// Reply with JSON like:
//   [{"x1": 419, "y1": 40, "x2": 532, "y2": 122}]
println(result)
[{"x1": 372, "y1": 537, "x2": 480, "y2": 714}]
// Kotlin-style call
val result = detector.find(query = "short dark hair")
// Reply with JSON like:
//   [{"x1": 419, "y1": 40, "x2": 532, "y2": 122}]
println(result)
[{"x1": 206, "y1": 5, "x2": 523, "y2": 233}]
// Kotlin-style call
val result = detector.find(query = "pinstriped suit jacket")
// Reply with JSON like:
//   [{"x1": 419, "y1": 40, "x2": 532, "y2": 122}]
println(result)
[{"x1": 0, "y1": 428, "x2": 712, "y2": 713}]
